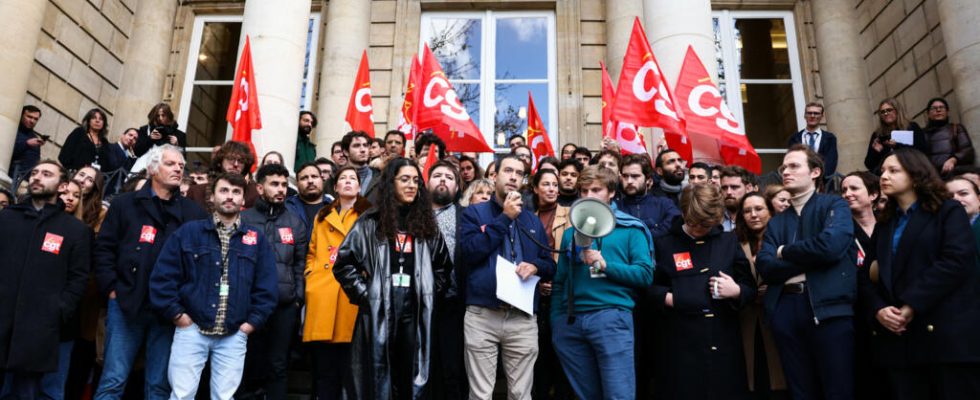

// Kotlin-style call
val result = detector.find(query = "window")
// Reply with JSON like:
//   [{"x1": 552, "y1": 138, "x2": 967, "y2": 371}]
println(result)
[
  {"x1": 713, "y1": 10, "x2": 806, "y2": 172},
  {"x1": 178, "y1": 14, "x2": 320, "y2": 165},
  {"x1": 420, "y1": 11, "x2": 557, "y2": 160}
]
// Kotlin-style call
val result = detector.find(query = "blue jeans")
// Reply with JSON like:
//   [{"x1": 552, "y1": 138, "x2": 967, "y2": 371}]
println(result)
[
  {"x1": 168, "y1": 323, "x2": 248, "y2": 400},
  {"x1": 552, "y1": 308, "x2": 635, "y2": 400},
  {"x1": 94, "y1": 299, "x2": 174, "y2": 400},
  {"x1": 37, "y1": 340, "x2": 75, "y2": 399}
]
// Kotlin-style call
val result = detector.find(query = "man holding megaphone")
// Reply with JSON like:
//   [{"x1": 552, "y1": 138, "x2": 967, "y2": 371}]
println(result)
[{"x1": 550, "y1": 166, "x2": 654, "y2": 400}]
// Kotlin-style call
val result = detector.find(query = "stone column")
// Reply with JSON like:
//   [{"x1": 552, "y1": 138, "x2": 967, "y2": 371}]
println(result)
[
  {"x1": 242, "y1": 0, "x2": 311, "y2": 169},
  {"x1": 0, "y1": 0, "x2": 46, "y2": 185},
  {"x1": 643, "y1": 0, "x2": 716, "y2": 86},
  {"x1": 937, "y1": 0, "x2": 980, "y2": 148},
  {"x1": 605, "y1": 0, "x2": 645, "y2": 82},
  {"x1": 316, "y1": 0, "x2": 372, "y2": 155},
  {"x1": 113, "y1": 0, "x2": 178, "y2": 138},
  {"x1": 810, "y1": 0, "x2": 875, "y2": 174}
]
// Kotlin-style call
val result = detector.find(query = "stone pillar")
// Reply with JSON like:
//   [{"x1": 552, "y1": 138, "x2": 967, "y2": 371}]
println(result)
[
  {"x1": 242, "y1": 0, "x2": 311, "y2": 169},
  {"x1": 643, "y1": 0, "x2": 716, "y2": 86},
  {"x1": 0, "y1": 0, "x2": 46, "y2": 185},
  {"x1": 605, "y1": 0, "x2": 645, "y2": 82},
  {"x1": 113, "y1": 0, "x2": 178, "y2": 138},
  {"x1": 316, "y1": 0, "x2": 372, "y2": 156},
  {"x1": 937, "y1": 0, "x2": 980, "y2": 149},
  {"x1": 810, "y1": 0, "x2": 875, "y2": 174}
]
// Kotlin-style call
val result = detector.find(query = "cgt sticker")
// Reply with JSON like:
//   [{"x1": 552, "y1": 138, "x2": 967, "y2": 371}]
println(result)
[
  {"x1": 139, "y1": 225, "x2": 157, "y2": 244},
  {"x1": 42, "y1": 233, "x2": 64, "y2": 254},
  {"x1": 673, "y1": 252, "x2": 693, "y2": 271},
  {"x1": 243, "y1": 230, "x2": 258, "y2": 246},
  {"x1": 279, "y1": 227, "x2": 294, "y2": 245}
]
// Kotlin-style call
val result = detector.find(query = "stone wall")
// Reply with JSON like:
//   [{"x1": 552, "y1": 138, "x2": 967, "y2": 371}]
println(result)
[
  {"x1": 28, "y1": 0, "x2": 136, "y2": 161},
  {"x1": 858, "y1": 0, "x2": 953, "y2": 123}
]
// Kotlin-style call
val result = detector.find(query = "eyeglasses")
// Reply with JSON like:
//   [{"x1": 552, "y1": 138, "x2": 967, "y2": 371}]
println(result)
[
  {"x1": 878, "y1": 108, "x2": 896, "y2": 115},
  {"x1": 929, "y1": 106, "x2": 947, "y2": 112},
  {"x1": 805, "y1": 111, "x2": 822, "y2": 116}
]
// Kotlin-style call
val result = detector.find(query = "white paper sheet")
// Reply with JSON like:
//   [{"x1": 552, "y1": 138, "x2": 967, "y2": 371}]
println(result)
[
  {"x1": 495, "y1": 255, "x2": 541, "y2": 315},
  {"x1": 891, "y1": 130, "x2": 914, "y2": 146}
]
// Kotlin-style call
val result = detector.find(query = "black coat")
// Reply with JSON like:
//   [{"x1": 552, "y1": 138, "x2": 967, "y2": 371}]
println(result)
[
  {"x1": 650, "y1": 221, "x2": 755, "y2": 400},
  {"x1": 134, "y1": 124, "x2": 187, "y2": 156},
  {"x1": 859, "y1": 200, "x2": 980, "y2": 367},
  {"x1": 333, "y1": 208, "x2": 452, "y2": 400},
  {"x1": 241, "y1": 198, "x2": 309, "y2": 305},
  {"x1": 58, "y1": 127, "x2": 113, "y2": 171},
  {"x1": 0, "y1": 202, "x2": 91, "y2": 372},
  {"x1": 787, "y1": 129, "x2": 839, "y2": 176},
  {"x1": 863, "y1": 122, "x2": 927, "y2": 174},
  {"x1": 94, "y1": 184, "x2": 208, "y2": 317}
]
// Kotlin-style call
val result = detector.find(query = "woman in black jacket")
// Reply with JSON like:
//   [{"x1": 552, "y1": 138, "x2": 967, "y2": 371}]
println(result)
[
  {"x1": 860, "y1": 148, "x2": 980, "y2": 399},
  {"x1": 651, "y1": 184, "x2": 756, "y2": 400},
  {"x1": 864, "y1": 98, "x2": 926, "y2": 174},
  {"x1": 923, "y1": 97, "x2": 974, "y2": 176},
  {"x1": 58, "y1": 108, "x2": 113, "y2": 171},
  {"x1": 333, "y1": 157, "x2": 452, "y2": 400}
]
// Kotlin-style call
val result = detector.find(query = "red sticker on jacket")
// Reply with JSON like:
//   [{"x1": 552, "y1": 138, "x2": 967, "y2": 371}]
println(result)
[
  {"x1": 278, "y1": 227, "x2": 294, "y2": 244},
  {"x1": 395, "y1": 233, "x2": 413, "y2": 253},
  {"x1": 139, "y1": 225, "x2": 157, "y2": 243},
  {"x1": 673, "y1": 252, "x2": 693, "y2": 271},
  {"x1": 42, "y1": 233, "x2": 64, "y2": 254},
  {"x1": 243, "y1": 230, "x2": 258, "y2": 246}
]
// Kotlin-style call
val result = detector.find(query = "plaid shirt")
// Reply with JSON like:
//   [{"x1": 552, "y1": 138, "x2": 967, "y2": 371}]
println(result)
[{"x1": 199, "y1": 214, "x2": 239, "y2": 336}]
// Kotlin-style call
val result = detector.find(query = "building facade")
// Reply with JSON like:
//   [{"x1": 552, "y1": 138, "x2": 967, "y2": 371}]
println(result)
[{"x1": 1, "y1": 0, "x2": 977, "y2": 184}]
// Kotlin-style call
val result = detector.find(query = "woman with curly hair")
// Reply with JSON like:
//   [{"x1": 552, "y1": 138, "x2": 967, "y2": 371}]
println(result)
[{"x1": 333, "y1": 157, "x2": 452, "y2": 399}]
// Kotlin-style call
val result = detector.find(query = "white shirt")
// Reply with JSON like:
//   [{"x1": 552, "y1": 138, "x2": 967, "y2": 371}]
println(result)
[{"x1": 802, "y1": 128, "x2": 823, "y2": 153}]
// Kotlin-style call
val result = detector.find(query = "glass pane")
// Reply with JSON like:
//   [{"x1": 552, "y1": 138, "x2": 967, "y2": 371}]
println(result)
[
  {"x1": 713, "y1": 18, "x2": 725, "y2": 82},
  {"x1": 185, "y1": 84, "x2": 232, "y2": 149},
  {"x1": 734, "y1": 18, "x2": 791, "y2": 79},
  {"x1": 424, "y1": 18, "x2": 482, "y2": 80},
  {"x1": 301, "y1": 18, "x2": 315, "y2": 109},
  {"x1": 741, "y1": 82, "x2": 796, "y2": 155},
  {"x1": 195, "y1": 22, "x2": 242, "y2": 81},
  {"x1": 495, "y1": 17, "x2": 548, "y2": 79},
  {"x1": 494, "y1": 83, "x2": 548, "y2": 151}
]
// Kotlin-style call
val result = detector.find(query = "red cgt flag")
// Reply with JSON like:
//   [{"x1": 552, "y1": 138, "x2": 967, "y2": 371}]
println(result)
[
  {"x1": 417, "y1": 44, "x2": 492, "y2": 153},
  {"x1": 421, "y1": 139, "x2": 438, "y2": 184},
  {"x1": 611, "y1": 18, "x2": 691, "y2": 162},
  {"x1": 345, "y1": 50, "x2": 375, "y2": 137},
  {"x1": 526, "y1": 91, "x2": 555, "y2": 170},
  {"x1": 227, "y1": 35, "x2": 262, "y2": 145},
  {"x1": 674, "y1": 46, "x2": 760, "y2": 174},
  {"x1": 601, "y1": 61, "x2": 647, "y2": 155},
  {"x1": 396, "y1": 53, "x2": 422, "y2": 142}
]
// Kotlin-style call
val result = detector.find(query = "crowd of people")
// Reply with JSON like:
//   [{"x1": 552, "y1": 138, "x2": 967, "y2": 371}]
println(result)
[{"x1": 0, "y1": 94, "x2": 978, "y2": 400}]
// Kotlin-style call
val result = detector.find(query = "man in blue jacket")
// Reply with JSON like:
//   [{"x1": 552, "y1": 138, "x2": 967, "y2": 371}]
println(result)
[
  {"x1": 615, "y1": 154, "x2": 680, "y2": 238},
  {"x1": 757, "y1": 144, "x2": 856, "y2": 400},
  {"x1": 459, "y1": 155, "x2": 556, "y2": 400},
  {"x1": 94, "y1": 145, "x2": 208, "y2": 400},
  {"x1": 150, "y1": 173, "x2": 278, "y2": 400}
]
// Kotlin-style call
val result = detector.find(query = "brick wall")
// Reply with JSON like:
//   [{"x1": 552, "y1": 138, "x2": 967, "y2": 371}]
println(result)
[{"x1": 27, "y1": 0, "x2": 136, "y2": 161}]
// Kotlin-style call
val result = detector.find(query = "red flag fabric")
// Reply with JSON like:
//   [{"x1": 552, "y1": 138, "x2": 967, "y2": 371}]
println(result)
[
  {"x1": 345, "y1": 50, "x2": 375, "y2": 137},
  {"x1": 610, "y1": 18, "x2": 691, "y2": 161},
  {"x1": 674, "y1": 46, "x2": 760, "y2": 174},
  {"x1": 417, "y1": 44, "x2": 493, "y2": 153},
  {"x1": 526, "y1": 91, "x2": 555, "y2": 170},
  {"x1": 601, "y1": 61, "x2": 647, "y2": 155},
  {"x1": 226, "y1": 35, "x2": 262, "y2": 143},
  {"x1": 396, "y1": 53, "x2": 422, "y2": 141},
  {"x1": 421, "y1": 140, "x2": 438, "y2": 184}
]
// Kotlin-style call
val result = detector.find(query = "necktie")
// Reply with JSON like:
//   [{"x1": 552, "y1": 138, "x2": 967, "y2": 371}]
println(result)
[{"x1": 807, "y1": 132, "x2": 816, "y2": 149}]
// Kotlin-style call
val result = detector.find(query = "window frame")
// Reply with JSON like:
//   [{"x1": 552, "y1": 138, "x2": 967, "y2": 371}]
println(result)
[
  {"x1": 713, "y1": 9, "x2": 806, "y2": 156},
  {"x1": 419, "y1": 10, "x2": 558, "y2": 162}
]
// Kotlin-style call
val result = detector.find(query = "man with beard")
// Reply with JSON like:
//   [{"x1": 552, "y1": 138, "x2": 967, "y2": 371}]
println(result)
[
  {"x1": 0, "y1": 160, "x2": 90, "y2": 398},
  {"x1": 10, "y1": 105, "x2": 45, "y2": 176},
  {"x1": 94, "y1": 145, "x2": 208, "y2": 400},
  {"x1": 150, "y1": 172, "x2": 277, "y2": 400},
  {"x1": 239, "y1": 164, "x2": 308, "y2": 400},
  {"x1": 285, "y1": 162, "x2": 331, "y2": 240},
  {"x1": 719, "y1": 166, "x2": 750, "y2": 232},
  {"x1": 556, "y1": 158, "x2": 582, "y2": 206},
  {"x1": 186, "y1": 141, "x2": 260, "y2": 210},
  {"x1": 294, "y1": 111, "x2": 318, "y2": 172},
  {"x1": 342, "y1": 131, "x2": 381, "y2": 199},
  {"x1": 615, "y1": 154, "x2": 680, "y2": 238},
  {"x1": 652, "y1": 149, "x2": 686, "y2": 205},
  {"x1": 426, "y1": 160, "x2": 469, "y2": 399}
]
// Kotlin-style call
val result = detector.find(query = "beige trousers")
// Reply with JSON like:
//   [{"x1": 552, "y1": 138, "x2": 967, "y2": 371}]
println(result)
[{"x1": 463, "y1": 305, "x2": 539, "y2": 400}]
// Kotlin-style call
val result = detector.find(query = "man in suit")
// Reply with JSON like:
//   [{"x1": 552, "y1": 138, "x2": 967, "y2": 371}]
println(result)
[
  {"x1": 108, "y1": 128, "x2": 139, "y2": 172},
  {"x1": 787, "y1": 102, "x2": 838, "y2": 177}
]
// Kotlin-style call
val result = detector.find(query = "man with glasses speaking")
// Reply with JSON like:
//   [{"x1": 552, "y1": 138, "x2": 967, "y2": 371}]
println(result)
[{"x1": 787, "y1": 102, "x2": 839, "y2": 177}]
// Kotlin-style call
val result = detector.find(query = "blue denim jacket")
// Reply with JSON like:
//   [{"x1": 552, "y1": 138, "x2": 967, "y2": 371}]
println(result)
[{"x1": 150, "y1": 218, "x2": 278, "y2": 332}]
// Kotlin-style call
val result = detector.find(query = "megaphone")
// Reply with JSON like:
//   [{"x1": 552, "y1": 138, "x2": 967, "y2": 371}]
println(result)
[{"x1": 569, "y1": 198, "x2": 616, "y2": 272}]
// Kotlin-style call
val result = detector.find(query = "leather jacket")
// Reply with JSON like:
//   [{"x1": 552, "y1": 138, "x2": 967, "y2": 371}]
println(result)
[{"x1": 333, "y1": 207, "x2": 453, "y2": 399}]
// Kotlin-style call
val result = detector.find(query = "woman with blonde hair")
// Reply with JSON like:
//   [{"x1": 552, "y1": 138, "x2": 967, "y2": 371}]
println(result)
[
  {"x1": 459, "y1": 178, "x2": 494, "y2": 207},
  {"x1": 864, "y1": 98, "x2": 927, "y2": 173}
]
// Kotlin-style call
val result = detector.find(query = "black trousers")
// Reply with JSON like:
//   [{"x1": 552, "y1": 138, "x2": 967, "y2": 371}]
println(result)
[
  {"x1": 239, "y1": 303, "x2": 298, "y2": 400},
  {"x1": 0, "y1": 371, "x2": 42, "y2": 400},
  {"x1": 769, "y1": 292, "x2": 854, "y2": 400},
  {"x1": 310, "y1": 342, "x2": 352, "y2": 400},
  {"x1": 887, "y1": 364, "x2": 980, "y2": 400},
  {"x1": 431, "y1": 297, "x2": 468, "y2": 400},
  {"x1": 390, "y1": 286, "x2": 418, "y2": 400}
]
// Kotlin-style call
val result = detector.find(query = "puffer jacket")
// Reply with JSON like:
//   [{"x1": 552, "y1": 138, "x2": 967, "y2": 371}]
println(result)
[
  {"x1": 924, "y1": 120, "x2": 974, "y2": 173},
  {"x1": 241, "y1": 198, "x2": 308, "y2": 305}
]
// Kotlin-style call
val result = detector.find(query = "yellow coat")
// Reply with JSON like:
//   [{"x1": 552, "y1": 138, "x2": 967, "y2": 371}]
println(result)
[{"x1": 303, "y1": 198, "x2": 370, "y2": 342}]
